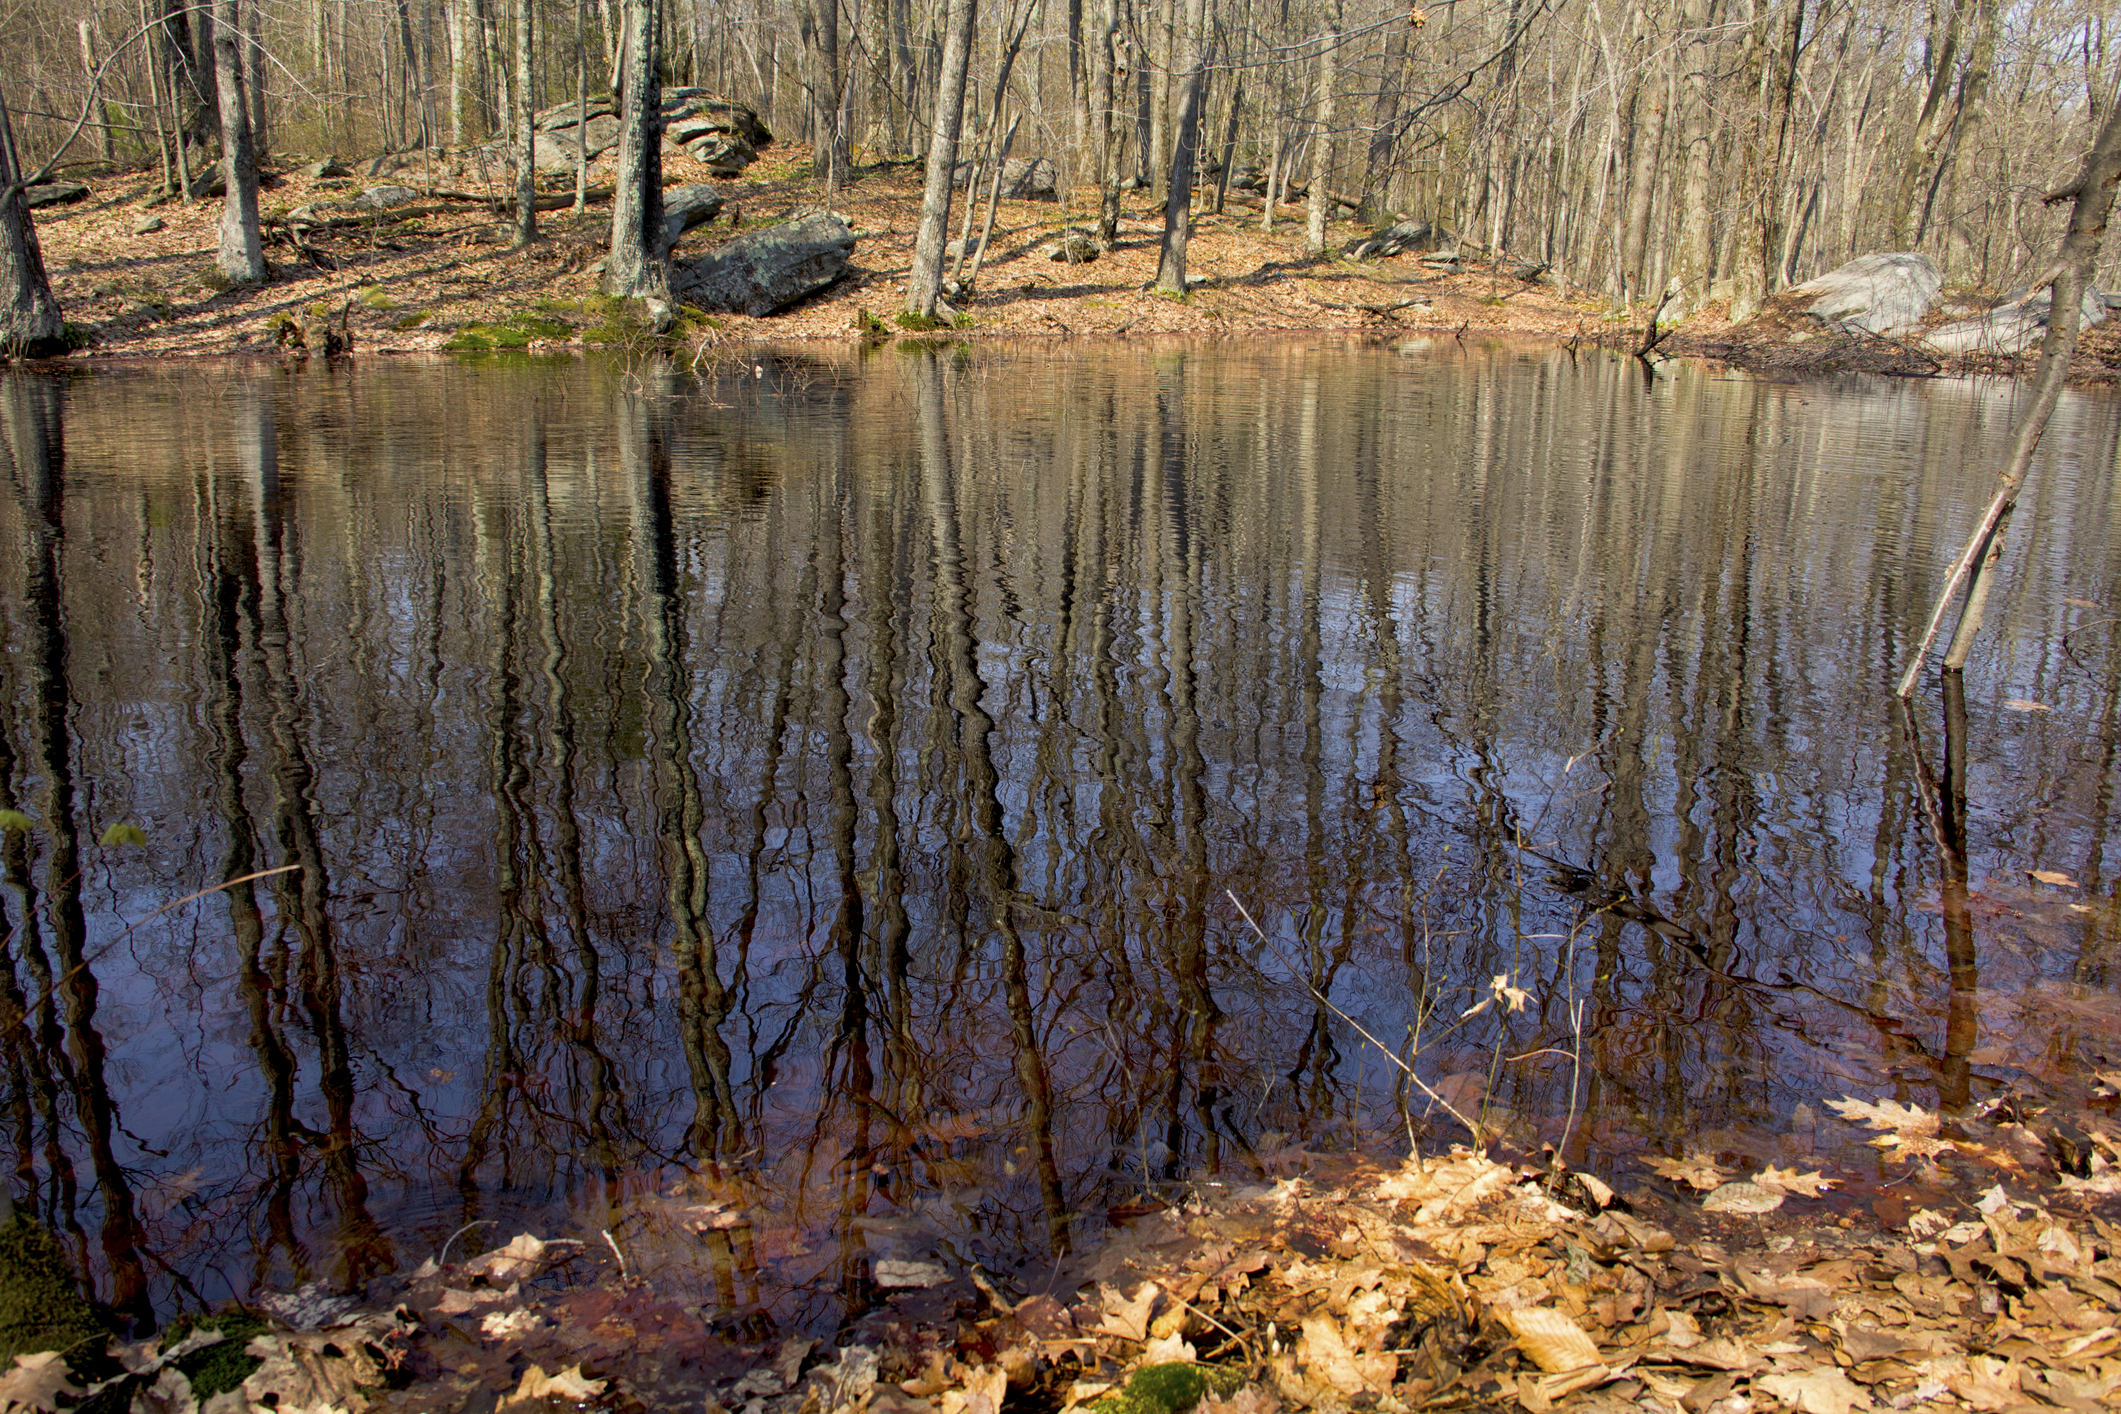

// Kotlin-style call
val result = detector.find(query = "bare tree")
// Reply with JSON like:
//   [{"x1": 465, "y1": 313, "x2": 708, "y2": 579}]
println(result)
[
  {"x1": 1152, "y1": 0, "x2": 1210, "y2": 292},
  {"x1": 0, "y1": 92, "x2": 63, "y2": 357},
  {"x1": 512, "y1": 0, "x2": 535, "y2": 247},
  {"x1": 905, "y1": 0, "x2": 977, "y2": 319},
  {"x1": 604, "y1": 0, "x2": 667, "y2": 314},
  {"x1": 214, "y1": 0, "x2": 264, "y2": 284}
]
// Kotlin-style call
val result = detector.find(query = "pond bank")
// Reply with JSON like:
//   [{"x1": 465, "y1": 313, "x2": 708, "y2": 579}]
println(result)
[
  {"x1": 19, "y1": 150, "x2": 2121, "y2": 384},
  {"x1": 9, "y1": 1110, "x2": 2121, "y2": 1414}
]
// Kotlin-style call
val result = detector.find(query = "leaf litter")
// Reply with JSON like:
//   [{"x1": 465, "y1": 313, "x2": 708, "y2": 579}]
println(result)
[{"x1": 10, "y1": 1087, "x2": 2121, "y2": 1414}]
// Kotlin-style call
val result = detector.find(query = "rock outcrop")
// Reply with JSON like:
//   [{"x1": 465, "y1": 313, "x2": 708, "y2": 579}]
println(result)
[
  {"x1": 675, "y1": 214, "x2": 856, "y2": 316},
  {"x1": 1790, "y1": 252, "x2": 1940, "y2": 336},
  {"x1": 1924, "y1": 285, "x2": 2112, "y2": 355},
  {"x1": 524, "y1": 91, "x2": 774, "y2": 177}
]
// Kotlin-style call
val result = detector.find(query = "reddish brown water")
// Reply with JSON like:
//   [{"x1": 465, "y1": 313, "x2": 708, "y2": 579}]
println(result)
[{"x1": 0, "y1": 342, "x2": 2115, "y2": 1330}]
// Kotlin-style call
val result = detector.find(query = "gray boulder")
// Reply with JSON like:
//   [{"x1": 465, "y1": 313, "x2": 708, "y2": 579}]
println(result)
[
  {"x1": 307, "y1": 156, "x2": 351, "y2": 179},
  {"x1": 1925, "y1": 284, "x2": 2110, "y2": 356},
  {"x1": 532, "y1": 114, "x2": 622, "y2": 171},
  {"x1": 662, "y1": 185, "x2": 726, "y2": 251},
  {"x1": 1350, "y1": 220, "x2": 1454, "y2": 260},
  {"x1": 354, "y1": 184, "x2": 421, "y2": 210},
  {"x1": 951, "y1": 156, "x2": 1058, "y2": 201},
  {"x1": 25, "y1": 182, "x2": 89, "y2": 208},
  {"x1": 1790, "y1": 252, "x2": 1940, "y2": 336},
  {"x1": 1049, "y1": 228, "x2": 1099, "y2": 263},
  {"x1": 676, "y1": 214, "x2": 856, "y2": 316},
  {"x1": 684, "y1": 130, "x2": 759, "y2": 177}
]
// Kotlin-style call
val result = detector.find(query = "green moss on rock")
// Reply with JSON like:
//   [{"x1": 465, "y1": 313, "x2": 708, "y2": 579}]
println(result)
[
  {"x1": 1087, "y1": 1363, "x2": 1247, "y2": 1414},
  {"x1": 0, "y1": 1213, "x2": 111, "y2": 1366}
]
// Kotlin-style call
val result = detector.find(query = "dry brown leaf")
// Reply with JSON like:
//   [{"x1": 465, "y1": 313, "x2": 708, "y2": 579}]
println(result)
[
  {"x1": 2029, "y1": 869, "x2": 2079, "y2": 886},
  {"x1": 508, "y1": 1364, "x2": 608, "y2": 1407},
  {"x1": 1701, "y1": 1180, "x2": 1784, "y2": 1214},
  {"x1": 1496, "y1": 1307, "x2": 1601, "y2": 1373},
  {"x1": 1944, "y1": 1356, "x2": 2024, "y2": 1411},
  {"x1": 1755, "y1": 1367, "x2": 1874, "y2": 1414},
  {"x1": 0, "y1": 1352, "x2": 82, "y2": 1413},
  {"x1": 1646, "y1": 1153, "x2": 1731, "y2": 1190},
  {"x1": 938, "y1": 1363, "x2": 1009, "y2": 1414},
  {"x1": 1095, "y1": 1282, "x2": 1160, "y2": 1342},
  {"x1": 1826, "y1": 1096, "x2": 1954, "y2": 1159},
  {"x1": 1295, "y1": 1316, "x2": 1397, "y2": 1395},
  {"x1": 1753, "y1": 1165, "x2": 1837, "y2": 1197},
  {"x1": 2002, "y1": 699, "x2": 2052, "y2": 712}
]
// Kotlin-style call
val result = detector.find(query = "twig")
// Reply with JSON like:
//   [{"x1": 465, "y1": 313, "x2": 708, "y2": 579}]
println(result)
[
  {"x1": 438, "y1": 1219, "x2": 498, "y2": 1267},
  {"x1": 602, "y1": 1227, "x2": 629, "y2": 1280},
  {"x1": 1225, "y1": 891, "x2": 1485, "y2": 1147}
]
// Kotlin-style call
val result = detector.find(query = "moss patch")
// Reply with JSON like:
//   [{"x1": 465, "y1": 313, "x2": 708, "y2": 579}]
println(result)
[
  {"x1": 165, "y1": 1311, "x2": 271, "y2": 1399},
  {"x1": 444, "y1": 312, "x2": 573, "y2": 350},
  {"x1": 0, "y1": 1213, "x2": 111, "y2": 1366},
  {"x1": 1087, "y1": 1363, "x2": 1247, "y2": 1414}
]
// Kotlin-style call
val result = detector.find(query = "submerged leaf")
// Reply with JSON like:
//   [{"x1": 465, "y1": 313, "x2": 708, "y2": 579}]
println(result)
[
  {"x1": 1827, "y1": 1096, "x2": 1953, "y2": 1160},
  {"x1": 2002, "y1": 700, "x2": 2052, "y2": 713},
  {"x1": 0, "y1": 810, "x2": 31, "y2": 833},
  {"x1": 98, "y1": 822, "x2": 147, "y2": 848},
  {"x1": 1701, "y1": 1181, "x2": 1784, "y2": 1215},
  {"x1": 2028, "y1": 869, "x2": 2079, "y2": 886},
  {"x1": 1647, "y1": 1153, "x2": 1732, "y2": 1191},
  {"x1": 1754, "y1": 1166, "x2": 1837, "y2": 1197}
]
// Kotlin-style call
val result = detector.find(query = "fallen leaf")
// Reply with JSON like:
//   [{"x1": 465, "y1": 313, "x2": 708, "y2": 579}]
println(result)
[
  {"x1": 1496, "y1": 1307, "x2": 1601, "y2": 1373},
  {"x1": 2002, "y1": 699, "x2": 2051, "y2": 712},
  {"x1": 0, "y1": 1352, "x2": 82, "y2": 1413},
  {"x1": 1095, "y1": 1282, "x2": 1160, "y2": 1342},
  {"x1": 1701, "y1": 1181, "x2": 1785, "y2": 1214},
  {"x1": 1753, "y1": 1166, "x2": 1837, "y2": 1197},
  {"x1": 1827, "y1": 1096, "x2": 1954, "y2": 1160},
  {"x1": 1296, "y1": 1316, "x2": 1397, "y2": 1394},
  {"x1": 1943, "y1": 1356, "x2": 2023, "y2": 1411},
  {"x1": 508, "y1": 1364, "x2": 607, "y2": 1407},
  {"x1": 2028, "y1": 869, "x2": 2078, "y2": 886},
  {"x1": 875, "y1": 1259, "x2": 949, "y2": 1288},
  {"x1": 1647, "y1": 1153, "x2": 1732, "y2": 1191},
  {"x1": 1755, "y1": 1367, "x2": 1874, "y2": 1414}
]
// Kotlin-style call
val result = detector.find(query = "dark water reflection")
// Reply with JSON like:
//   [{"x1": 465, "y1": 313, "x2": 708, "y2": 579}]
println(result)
[{"x1": 2, "y1": 342, "x2": 2118, "y2": 1327}]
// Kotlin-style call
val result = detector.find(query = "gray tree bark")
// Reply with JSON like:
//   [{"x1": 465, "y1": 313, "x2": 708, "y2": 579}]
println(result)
[
  {"x1": 904, "y1": 0, "x2": 976, "y2": 318},
  {"x1": 512, "y1": 0, "x2": 536, "y2": 246},
  {"x1": 1153, "y1": 0, "x2": 1210, "y2": 291},
  {"x1": 0, "y1": 92, "x2": 64, "y2": 357},
  {"x1": 605, "y1": 0, "x2": 668, "y2": 312},
  {"x1": 214, "y1": 0, "x2": 265, "y2": 284},
  {"x1": 1305, "y1": 0, "x2": 1340, "y2": 254}
]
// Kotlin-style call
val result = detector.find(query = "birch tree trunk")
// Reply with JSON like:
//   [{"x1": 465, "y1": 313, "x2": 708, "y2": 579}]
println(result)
[
  {"x1": 214, "y1": 0, "x2": 265, "y2": 284},
  {"x1": 512, "y1": 0, "x2": 534, "y2": 246}
]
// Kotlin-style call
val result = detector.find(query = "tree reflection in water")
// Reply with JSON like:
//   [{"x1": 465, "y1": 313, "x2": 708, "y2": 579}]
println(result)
[{"x1": 0, "y1": 344, "x2": 2116, "y2": 1328}]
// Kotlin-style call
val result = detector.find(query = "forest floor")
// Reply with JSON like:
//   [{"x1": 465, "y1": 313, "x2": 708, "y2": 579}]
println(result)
[{"x1": 22, "y1": 142, "x2": 2121, "y2": 382}]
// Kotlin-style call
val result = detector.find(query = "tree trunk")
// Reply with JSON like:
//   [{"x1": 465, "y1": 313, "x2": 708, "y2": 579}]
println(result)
[
  {"x1": 1305, "y1": 0, "x2": 1340, "y2": 255},
  {"x1": 1897, "y1": 87, "x2": 2121, "y2": 692},
  {"x1": 513, "y1": 0, "x2": 535, "y2": 245},
  {"x1": 214, "y1": 0, "x2": 264, "y2": 284},
  {"x1": 1094, "y1": 0, "x2": 1122, "y2": 243},
  {"x1": 249, "y1": 3, "x2": 271, "y2": 163},
  {"x1": 905, "y1": 0, "x2": 976, "y2": 318},
  {"x1": 1888, "y1": 0, "x2": 1968, "y2": 248},
  {"x1": 0, "y1": 92, "x2": 64, "y2": 358},
  {"x1": 1667, "y1": 0, "x2": 1714, "y2": 313},
  {"x1": 605, "y1": 0, "x2": 667, "y2": 312},
  {"x1": 809, "y1": 0, "x2": 848, "y2": 189},
  {"x1": 1153, "y1": 0, "x2": 1209, "y2": 291},
  {"x1": 77, "y1": 22, "x2": 115, "y2": 165}
]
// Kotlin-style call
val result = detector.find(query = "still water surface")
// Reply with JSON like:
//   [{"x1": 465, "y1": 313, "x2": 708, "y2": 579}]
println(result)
[{"x1": 2, "y1": 341, "x2": 2118, "y2": 1328}]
